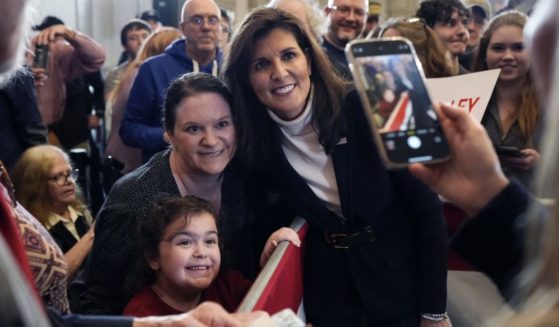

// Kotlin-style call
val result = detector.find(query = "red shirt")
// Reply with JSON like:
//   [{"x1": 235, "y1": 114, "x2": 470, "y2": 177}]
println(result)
[{"x1": 123, "y1": 270, "x2": 252, "y2": 317}]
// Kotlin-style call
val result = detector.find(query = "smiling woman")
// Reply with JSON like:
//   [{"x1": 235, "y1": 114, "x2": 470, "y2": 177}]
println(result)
[
  {"x1": 224, "y1": 7, "x2": 450, "y2": 327},
  {"x1": 248, "y1": 28, "x2": 312, "y2": 121},
  {"x1": 81, "y1": 73, "x2": 263, "y2": 315},
  {"x1": 473, "y1": 11, "x2": 541, "y2": 187}
]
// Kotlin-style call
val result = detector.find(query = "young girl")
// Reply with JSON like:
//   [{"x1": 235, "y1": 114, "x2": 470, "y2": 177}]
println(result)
[{"x1": 124, "y1": 196, "x2": 298, "y2": 316}]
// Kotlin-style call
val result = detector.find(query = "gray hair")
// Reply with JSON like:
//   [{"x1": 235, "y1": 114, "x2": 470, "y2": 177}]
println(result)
[{"x1": 0, "y1": 0, "x2": 36, "y2": 88}]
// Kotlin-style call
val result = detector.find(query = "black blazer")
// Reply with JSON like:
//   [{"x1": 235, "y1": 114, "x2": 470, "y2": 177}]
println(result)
[
  {"x1": 49, "y1": 214, "x2": 90, "y2": 253},
  {"x1": 262, "y1": 92, "x2": 448, "y2": 322},
  {"x1": 451, "y1": 180, "x2": 530, "y2": 298}
]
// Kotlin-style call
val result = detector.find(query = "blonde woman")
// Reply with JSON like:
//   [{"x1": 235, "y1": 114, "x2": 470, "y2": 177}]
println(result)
[{"x1": 11, "y1": 145, "x2": 94, "y2": 281}]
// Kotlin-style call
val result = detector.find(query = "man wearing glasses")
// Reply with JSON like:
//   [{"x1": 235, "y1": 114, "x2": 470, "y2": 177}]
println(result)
[
  {"x1": 120, "y1": 0, "x2": 223, "y2": 164},
  {"x1": 323, "y1": 0, "x2": 368, "y2": 70}
]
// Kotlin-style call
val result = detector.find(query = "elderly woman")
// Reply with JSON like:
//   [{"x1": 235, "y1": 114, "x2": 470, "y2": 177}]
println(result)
[
  {"x1": 81, "y1": 73, "x2": 266, "y2": 315},
  {"x1": 11, "y1": 145, "x2": 95, "y2": 312},
  {"x1": 223, "y1": 7, "x2": 448, "y2": 327},
  {"x1": 12, "y1": 145, "x2": 95, "y2": 282}
]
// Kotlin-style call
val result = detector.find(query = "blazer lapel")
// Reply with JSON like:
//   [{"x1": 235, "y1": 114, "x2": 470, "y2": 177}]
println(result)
[
  {"x1": 49, "y1": 221, "x2": 78, "y2": 253},
  {"x1": 332, "y1": 138, "x2": 351, "y2": 222}
]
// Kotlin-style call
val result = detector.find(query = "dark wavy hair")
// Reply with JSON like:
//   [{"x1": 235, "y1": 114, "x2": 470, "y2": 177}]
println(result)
[
  {"x1": 415, "y1": 0, "x2": 469, "y2": 28},
  {"x1": 163, "y1": 72, "x2": 233, "y2": 133},
  {"x1": 127, "y1": 195, "x2": 218, "y2": 293},
  {"x1": 222, "y1": 7, "x2": 346, "y2": 168}
]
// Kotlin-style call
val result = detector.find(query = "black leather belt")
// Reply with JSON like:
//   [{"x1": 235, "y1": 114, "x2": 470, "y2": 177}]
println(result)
[{"x1": 324, "y1": 226, "x2": 375, "y2": 249}]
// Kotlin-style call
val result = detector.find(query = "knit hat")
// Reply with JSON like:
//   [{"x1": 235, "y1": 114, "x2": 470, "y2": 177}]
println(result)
[{"x1": 464, "y1": 0, "x2": 493, "y2": 18}]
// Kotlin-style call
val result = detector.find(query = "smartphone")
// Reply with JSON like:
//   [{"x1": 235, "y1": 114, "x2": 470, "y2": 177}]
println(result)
[
  {"x1": 33, "y1": 44, "x2": 49, "y2": 69},
  {"x1": 496, "y1": 145, "x2": 523, "y2": 158},
  {"x1": 346, "y1": 37, "x2": 449, "y2": 168}
]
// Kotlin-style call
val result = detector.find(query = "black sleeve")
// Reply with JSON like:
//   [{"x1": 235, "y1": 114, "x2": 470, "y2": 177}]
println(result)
[
  {"x1": 10, "y1": 71, "x2": 48, "y2": 147},
  {"x1": 47, "y1": 307, "x2": 133, "y2": 327},
  {"x1": 451, "y1": 180, "x2": 533, "y2": 296}
]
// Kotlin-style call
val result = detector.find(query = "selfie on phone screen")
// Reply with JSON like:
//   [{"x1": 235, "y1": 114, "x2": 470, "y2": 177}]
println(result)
[{"x1": 347, "y1": 39, "x2": 449, "y2": 167}]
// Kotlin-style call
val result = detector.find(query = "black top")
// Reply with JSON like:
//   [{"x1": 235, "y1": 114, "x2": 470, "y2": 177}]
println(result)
[
  {"x1": 80, "y1": 150, "x2": 268, "y2": 314},
  {"x1": 0, "y1": 69, "x2": 48, "y2": 171},
  {"x1": 259, "y1": 91, "x2": 448, "y2": 323}
]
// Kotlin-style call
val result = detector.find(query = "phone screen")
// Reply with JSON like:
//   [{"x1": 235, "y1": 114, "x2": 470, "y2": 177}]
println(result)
[{"x1": 347, "y1": 39, "x2": 449, "y2": 166}]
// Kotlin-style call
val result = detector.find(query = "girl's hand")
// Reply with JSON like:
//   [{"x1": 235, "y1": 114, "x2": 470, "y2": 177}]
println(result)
[
  {"x1": 259, "y1": 227, "x2": 301, "y2": 267},
  {"x1": 501, "y1": 148, "x2": 540, "y2": 170}
]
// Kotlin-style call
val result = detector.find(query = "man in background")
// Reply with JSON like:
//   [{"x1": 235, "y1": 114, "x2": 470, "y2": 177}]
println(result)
[
  {"x1": 362, "y1": 1, "x2": 381, "y2": 37},
  {"x1": 322, "y1": 0, "x2": 368, "y2": 69},
  {"x1": 140, "y1": 9, "x2": 162, "y2": 32},
  {"x1": 460, "y1": 0, "x2": 493, "y2": 70},
  {"x1": 120, "y1": 0, "x2": 222, "y2": 163},
  {"x1": 104, "y1": 19, "x2": 151, "y2": 99}
]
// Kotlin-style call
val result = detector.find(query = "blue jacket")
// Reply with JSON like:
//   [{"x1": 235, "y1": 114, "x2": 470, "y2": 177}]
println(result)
[
  {"x1": 119, "y1": 39, "x2": 223, "y2": 162},
  {"x1": 0, "y1": 70, "x2": 48, "y2": 170}
]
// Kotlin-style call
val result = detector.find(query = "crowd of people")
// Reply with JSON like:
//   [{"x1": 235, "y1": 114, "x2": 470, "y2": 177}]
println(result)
[{"x1": 1, "y1": 0, "x2": 559, "y2": 326}]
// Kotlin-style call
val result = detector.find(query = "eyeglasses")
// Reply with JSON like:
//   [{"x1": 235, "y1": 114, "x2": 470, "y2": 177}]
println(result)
[
  {"x1": 329, "y1": 5, "x2": 367, "y2": 19},
  {"x1": 48, "y1": 169, "x2": 79, "y2": 186},
  {"x1": 186, "y1": 15, "x2": 220, "y2": 27}
]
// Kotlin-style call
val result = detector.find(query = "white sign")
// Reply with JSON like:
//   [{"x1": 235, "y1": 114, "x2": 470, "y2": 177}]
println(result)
[{"x1": 425, "y1": 69, "x2": 500, "y2": 123}]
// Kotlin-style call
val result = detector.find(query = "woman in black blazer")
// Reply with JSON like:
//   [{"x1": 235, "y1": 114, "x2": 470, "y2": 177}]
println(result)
[{"x1": 224, "y1": 8, "x2": 449, "y2": 327}]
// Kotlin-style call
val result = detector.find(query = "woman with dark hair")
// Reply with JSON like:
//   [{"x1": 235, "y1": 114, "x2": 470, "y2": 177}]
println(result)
[
  {"x1": 472, "y1": 11, "x2": 540, "y2": 187},
  {"x1": 415, "y1": 0, "x2": 470, "y2": 74},
  {"x1": 223, "y1": 7, "x2": 449, "y2": 327},
  {"x1": 123, "y1": 195, "x2": 251, "y2": 316},
  {"x1": 81, "y1": 73, "x2": 264, "y2": 315}
]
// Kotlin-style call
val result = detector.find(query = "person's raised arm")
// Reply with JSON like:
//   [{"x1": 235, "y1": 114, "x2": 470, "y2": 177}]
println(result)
[{"x1": 259, "y1": 227, "x2": 301, "y2": 268}]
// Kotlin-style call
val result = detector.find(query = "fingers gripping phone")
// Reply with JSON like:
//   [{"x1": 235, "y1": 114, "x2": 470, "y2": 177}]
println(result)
[
  {"x1": 496, "y1": 145, "x2": 523, "y2": 158},
  {"x1": 346, "y1": 37, "x2": 449, "y2": 168},
  {"x1": 33, "y1": 44, "x2": 49, "y2": 69}
]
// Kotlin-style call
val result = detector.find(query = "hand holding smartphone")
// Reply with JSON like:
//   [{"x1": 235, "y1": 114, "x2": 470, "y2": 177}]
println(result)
[
  {"x1": 33, "y1": 44, "x2": 49, "y2": 70},
  {"x1": 346, "y1": 37, "x2": 449, "y2": 168},
  {"x1": 496, "y1": 146, "x2": 523, "y2": 158}
]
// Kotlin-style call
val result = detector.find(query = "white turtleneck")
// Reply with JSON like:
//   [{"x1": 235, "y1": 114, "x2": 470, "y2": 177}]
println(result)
[{"x1": 268, "y1": 92, "x2": 343, "y2": 218}]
